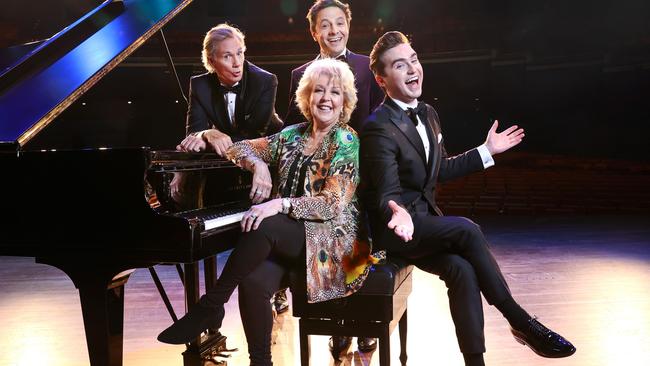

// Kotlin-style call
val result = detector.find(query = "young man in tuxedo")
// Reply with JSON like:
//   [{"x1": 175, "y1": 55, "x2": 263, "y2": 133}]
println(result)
[
  {"x1": 280, "y1": 0, "x2": 384, "y2": 354},
  {"x1": 359, "y1": 31, "x2": 576, "y2": 366}
]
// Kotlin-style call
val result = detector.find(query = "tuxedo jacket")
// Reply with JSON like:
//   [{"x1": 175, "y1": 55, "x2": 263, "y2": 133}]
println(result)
[
  {"x1": 185, "y1": 61, "x2": 283, "y2": 141},
  {"x1": 359, "y1": 98, "x2": 485, "y2": 251},
  {"x1": 284, "y1": 50, "x2": 384, "y2": 132}
]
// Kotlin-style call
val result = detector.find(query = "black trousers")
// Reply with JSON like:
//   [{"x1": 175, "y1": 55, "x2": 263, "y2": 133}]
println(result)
[
  {"x1": 400, "y1": 214, "x2": 512, "y2": 354},
  {"x1": 201, "y1": 214, "x2": 305, "y2": 366}
]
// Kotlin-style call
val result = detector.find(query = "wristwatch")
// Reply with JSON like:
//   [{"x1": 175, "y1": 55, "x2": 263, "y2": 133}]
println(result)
[{"x1": 281, "y1": 198, "x2": 291, "y2": 214}]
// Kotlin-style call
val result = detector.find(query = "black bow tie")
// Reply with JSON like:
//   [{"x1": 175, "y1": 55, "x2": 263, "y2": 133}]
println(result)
[
  {"x1": 217, "y1": 83, "x2": 241, "y2": 94},
  {"x1": 406, "y1": 102, "x2": 427, "y2": 126},
  {"x1": 335, "y1": 54, "x2": 347, "y2": 63}
]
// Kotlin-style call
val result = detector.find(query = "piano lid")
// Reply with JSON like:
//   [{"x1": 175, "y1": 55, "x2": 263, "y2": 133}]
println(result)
[{"x1": 0, "y1": 0, "x2": 193, "y2": 150}]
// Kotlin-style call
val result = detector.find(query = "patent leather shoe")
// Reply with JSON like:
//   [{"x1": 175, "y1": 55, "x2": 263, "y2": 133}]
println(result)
[
  {"x1": 511, "y1": 317, "x2": 576, "y2": 358},
  {"x1": 157, "y1": 304, "x2": 224, "y2": 345},
  {"x1": 357, "y1": 337, "x2": 378, "y2": 352},
  {"x1": 328, "y1": 336, "x2": 352, "y2": 358}
]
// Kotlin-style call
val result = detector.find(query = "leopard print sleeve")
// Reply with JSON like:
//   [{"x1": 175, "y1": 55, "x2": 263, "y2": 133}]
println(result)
[
  {"x1": 289, "y1": 127, "x2": 360, "y2": 221},
  {"x1": 225, "y1": 130, "x2": 284, "y2": 167}
]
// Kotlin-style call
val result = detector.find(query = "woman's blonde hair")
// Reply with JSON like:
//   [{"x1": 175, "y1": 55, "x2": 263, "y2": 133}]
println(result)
[
  {"x1": 201, "y1": 24, "x2": 246, "y2": 73},
  {"x1": 295, "y1": 58, "x2": 357, "y2": 125}
]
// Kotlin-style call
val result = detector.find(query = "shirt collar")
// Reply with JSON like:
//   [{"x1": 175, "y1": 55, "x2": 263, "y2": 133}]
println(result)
[
  {"x1": 220, "y1": 81, "x2": 240, "y2": 88},
  {"x1": 391, "y1": 97, "x2": 419, "y2": 110},
  {"x1": 317, "y1": 48, "x2": 348, "y2": 60}
]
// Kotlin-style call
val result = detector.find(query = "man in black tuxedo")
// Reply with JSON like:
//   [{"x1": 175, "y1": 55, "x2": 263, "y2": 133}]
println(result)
[
  {"x1": 178, "y1": 24, "x2": 282, "y2": 156},
  {"x1": 174, "y1": 24, "x2": 282, "y2": 205},
  {"x1": 281, "y1": 0, "x2": 383, "y2": 354},
  {"x1": 284, "y1": 0, "x2": 383, "y2": 133},
  {"x1": 360, "y1": 31, "x2": 576, "y2": 366}
]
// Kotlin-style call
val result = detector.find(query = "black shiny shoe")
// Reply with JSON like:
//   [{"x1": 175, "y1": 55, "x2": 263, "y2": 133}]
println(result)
[
  {"x1": 328, "y1": 336, "x2": 352, "y2": 359},
  {"x1": 273, "y1": 288, "x2": 290, "y2": 314},
  {"x1": 511, "y1": 317, "x2": 576, "y2": 358},
  {"x1": 357, "y1": 337, "x2": 378, "y2": 352},
  {"x1": 157, "y1": 304, "x2": 224, "y2": 345}
]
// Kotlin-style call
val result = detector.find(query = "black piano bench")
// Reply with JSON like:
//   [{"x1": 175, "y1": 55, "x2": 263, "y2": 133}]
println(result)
[{"x1": 289, "y1": 257, "x2": 413, "y2": 366}]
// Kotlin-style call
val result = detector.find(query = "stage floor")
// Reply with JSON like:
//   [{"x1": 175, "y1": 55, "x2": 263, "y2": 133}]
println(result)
[{"x1": 1, "y1": 215, "x2": 649, "y2": 366}]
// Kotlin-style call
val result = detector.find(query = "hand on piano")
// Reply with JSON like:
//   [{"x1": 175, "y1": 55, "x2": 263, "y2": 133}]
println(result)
[
  {"x1": 202, "y1": 129, "x2": 233, "y2": 156},
  {"x1": 250, "y1": 160, "x2": 273, "y2": 204},
  {"x1": 176, "y1": 134, "x2": 207, "y2": 152},
  {"x1": 241, "y1": 199, "x2": 283, "y2": 232}
]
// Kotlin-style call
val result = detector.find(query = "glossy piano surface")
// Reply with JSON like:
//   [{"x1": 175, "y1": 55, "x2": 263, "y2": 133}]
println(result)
[{"x1": 0, "y1": 147, "x2": 250, "y2": 263}]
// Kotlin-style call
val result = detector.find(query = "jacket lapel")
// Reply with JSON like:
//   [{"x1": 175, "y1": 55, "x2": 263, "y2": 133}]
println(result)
[
  {"x1": 233, "y1": 61, "x2": 249, "y2": 132},
  {"x1": 385, "y1": 98, "x2": 427, "y2": 165},
  {"x1": 425, "y1": 105, "x2": 443, "y2": 181},
  {"x1": 422, "y1": 109, "x2": 437, "y2": 182},
  {"x1": 209, "y1": 74, "x2": 233, "y2": 135}
]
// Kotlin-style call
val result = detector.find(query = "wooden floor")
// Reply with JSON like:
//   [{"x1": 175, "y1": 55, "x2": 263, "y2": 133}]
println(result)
[{"x1": 2, "y1": 215, "x2": 650, "y2": 366}]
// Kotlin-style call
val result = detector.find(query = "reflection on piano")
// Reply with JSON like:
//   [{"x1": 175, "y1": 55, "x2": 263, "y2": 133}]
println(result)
[{"x1": 0, "y1": 1, "x2": 251, "y2": 365}]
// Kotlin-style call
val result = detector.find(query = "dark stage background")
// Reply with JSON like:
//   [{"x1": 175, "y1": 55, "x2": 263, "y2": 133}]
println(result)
[{"x1": 2, "y1": 0, "x2": 649, "y2": 160}]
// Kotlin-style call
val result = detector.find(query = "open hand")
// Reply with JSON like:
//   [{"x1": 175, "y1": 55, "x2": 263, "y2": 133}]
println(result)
[
  {"x1": 387, "y1": 200, "x2": 414, "y2": 242},
  {"x1": 485, "y1": 120, "x2": 525, "y2": 156}
]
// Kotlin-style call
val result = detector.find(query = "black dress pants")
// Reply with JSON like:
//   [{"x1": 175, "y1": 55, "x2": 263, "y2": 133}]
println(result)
[
  {"x1": 201, "y1": 214, "x2": 306, "y2": 366},
  {"x1": 401, "y1": 214, "x2": 511, "y2": 354}
]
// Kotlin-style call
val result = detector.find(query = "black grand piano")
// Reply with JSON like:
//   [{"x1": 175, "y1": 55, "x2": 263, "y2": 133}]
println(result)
[{"x1": 0, "y1": 1, "x2": 251, "y2": 365}]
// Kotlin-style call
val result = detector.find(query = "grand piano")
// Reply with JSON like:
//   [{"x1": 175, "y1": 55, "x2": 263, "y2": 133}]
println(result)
[{"x1": 0, "y1": 1, "x2": 251, "y2": 365}]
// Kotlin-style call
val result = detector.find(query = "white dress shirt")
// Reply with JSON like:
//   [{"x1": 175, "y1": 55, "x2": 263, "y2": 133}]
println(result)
[{"x1": 222, "y1": 81, "x2": 239, "y2": 125}]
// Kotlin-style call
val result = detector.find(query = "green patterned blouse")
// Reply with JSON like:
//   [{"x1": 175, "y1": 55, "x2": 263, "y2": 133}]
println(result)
[{"x1": 226, "y1": 122, "x2": 379, "y2": 303}]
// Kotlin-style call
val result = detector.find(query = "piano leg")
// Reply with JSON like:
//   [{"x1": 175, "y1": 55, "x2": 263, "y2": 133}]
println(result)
[
  {"x1": 36, "y1": 258, "x2": 138, "y2": 366},
  {"x1": 204, "y1": 256, "x2": 217, "y2": 290},
  {"x1": 181, "y1": 261, "x2": 202, "y2": 365}
]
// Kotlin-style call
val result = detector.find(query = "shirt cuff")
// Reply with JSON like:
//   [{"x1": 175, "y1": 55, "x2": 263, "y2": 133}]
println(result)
[
  {"x1": 191, "y1": 129, "x2": 217, "y2": 140},
  {"x1": 476, "y1": 144, "x2": 495, "y2": 169}
]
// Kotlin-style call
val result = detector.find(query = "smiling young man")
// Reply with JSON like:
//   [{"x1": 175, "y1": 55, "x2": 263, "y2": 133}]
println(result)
[
  {"x1": 359, "y1": 31, "x2": 576, "y2": 366},
  {"x1": 284, "y1": 0, "x2": 383, "y2": 133}
]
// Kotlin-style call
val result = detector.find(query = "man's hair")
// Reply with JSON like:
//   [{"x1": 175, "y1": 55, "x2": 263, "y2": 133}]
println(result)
[
  {"x1": 306, "y1": 0, "x2": 352, "y2": 33},
  {"x1": 295, "y1": 58, "x2": 358, "y2": 126},
  {"x1": 369, "y1": 31, "x2": 410, "y2": 76},
  {"x1": 201, "y1": 24, "x2": 246, "y2": 73}
]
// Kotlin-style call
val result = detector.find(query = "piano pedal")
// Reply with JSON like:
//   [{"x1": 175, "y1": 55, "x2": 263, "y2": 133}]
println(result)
[{"x1": 183, "y1": 331, "x2": 238, "y2": 366}]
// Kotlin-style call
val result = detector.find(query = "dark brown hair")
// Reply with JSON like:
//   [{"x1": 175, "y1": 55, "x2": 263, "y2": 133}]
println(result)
[
  {"x1": 306, "y1": 0, "x2": 352, "y2": 33},
  {"x1": 369, "y1": 31, "x2": 410, "y2": 76}
]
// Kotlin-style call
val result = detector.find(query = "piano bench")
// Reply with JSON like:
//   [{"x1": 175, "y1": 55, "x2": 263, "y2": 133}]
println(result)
[{"x1": 289, "y1": 257, "x2": 413, "y2": 366}]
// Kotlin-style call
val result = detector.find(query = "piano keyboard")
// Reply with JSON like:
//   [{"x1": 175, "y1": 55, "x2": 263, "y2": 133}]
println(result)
[
  {"x1": 175, "y1": 202, "x2": 249, "y2": 231},
  {"x1": 203, "y1": 209, "x2": 246, "y2": 231}
]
